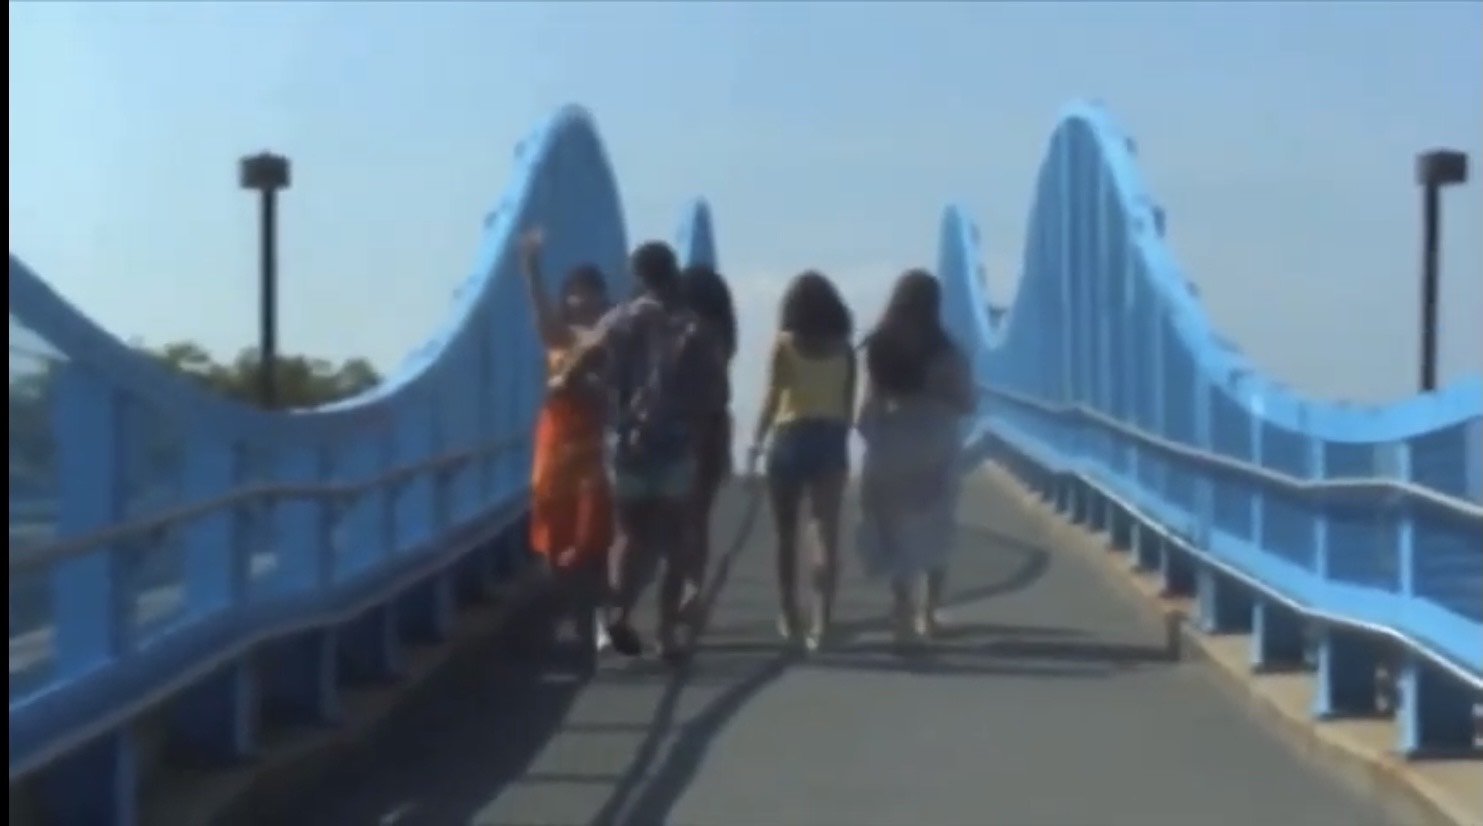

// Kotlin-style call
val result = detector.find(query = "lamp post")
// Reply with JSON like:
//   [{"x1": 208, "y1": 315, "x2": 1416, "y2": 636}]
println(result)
[
  {"x1": 1414, "y1": 149, "x2": 1468, "y2": 393},
  {"x1": 238, "y1": 152, "x2": 292, "y2": 408}
]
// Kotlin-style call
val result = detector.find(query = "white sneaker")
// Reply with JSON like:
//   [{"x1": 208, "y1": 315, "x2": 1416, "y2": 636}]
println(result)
[
  {"x1": 931, "y1": 608, "x2": 951, "y2": 634},
  {"x1": 594, "y1": 617, "x2": 611, "y2": 652},
  {"x1": 777, "y1": 614, "x2": 800, "y2": 643}
]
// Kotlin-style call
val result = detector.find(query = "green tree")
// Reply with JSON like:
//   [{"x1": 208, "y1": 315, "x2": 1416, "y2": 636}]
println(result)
[{"x1": 138, "y1": 340, "x2": 383, "y2": 408}]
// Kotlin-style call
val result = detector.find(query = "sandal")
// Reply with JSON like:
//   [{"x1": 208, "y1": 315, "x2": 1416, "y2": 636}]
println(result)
[{"x1": 605, "y1": 620, "x2": 644, "y2": 658}]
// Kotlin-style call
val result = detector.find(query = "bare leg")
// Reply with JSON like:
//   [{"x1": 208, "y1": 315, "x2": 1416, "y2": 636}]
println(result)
[
  {"x1": 684, "y1": 474, "x2": 719, "y2": 625},
  {"x1": 766, "y1": 475, "x2": 803, "y2": 640},
  {"x1": 568, "y1": 556, "x2": 607, "y2": 663},
  {"x1": 654, "y1": 496, "x2": 692, "y2": 657},
  {"x1": 921, "y1": 567, "x2": 948, "y2": 638},
  {"x1": 607, "y1": 499, "x2": 657, "y2": 657},
  {"x1": 688, "y1": 413, "x2": 729, "y2": 613},
  {"x1": 890, "y1": 577, "x2": 915, "y2": 646},
  {"x1": 804, "y1": 472, "x2": 846, "y2": 648}
]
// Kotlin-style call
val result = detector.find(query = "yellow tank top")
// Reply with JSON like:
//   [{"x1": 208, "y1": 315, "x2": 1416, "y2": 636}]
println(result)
[{"x1": 772, "y1": 334, "x2": 852, "y2": 424}]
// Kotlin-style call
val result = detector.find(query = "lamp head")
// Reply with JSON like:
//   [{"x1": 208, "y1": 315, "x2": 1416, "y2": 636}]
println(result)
[{"x1": 1415, "y1": 149, "x2": 1468, "y2": 187}]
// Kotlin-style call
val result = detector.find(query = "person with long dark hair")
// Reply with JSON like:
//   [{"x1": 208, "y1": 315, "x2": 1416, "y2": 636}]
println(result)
[
  {"x1": 856, "y1": 268, "x2": 974, "y2": 646},
  {"x1": 556, "y1": 241, "x2": 726, "y2": 663},
  {"x1": 748, "y1": 270, "x2": 855, "y2": 651},
  {"x1": 678, "y1": 264, "x2": 738, "y2": 623},
  {"x1": 518, "y1": 228, "x2": 615, "y2": 656}
]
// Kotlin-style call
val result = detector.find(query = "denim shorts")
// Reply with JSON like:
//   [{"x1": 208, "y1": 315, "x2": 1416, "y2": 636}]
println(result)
[
  {"x1": 610, "y1": 456, "x2": 695, "y2": 502},
  {"x1": 766, "y1": 418, "x2": 850, "y2": 484}
]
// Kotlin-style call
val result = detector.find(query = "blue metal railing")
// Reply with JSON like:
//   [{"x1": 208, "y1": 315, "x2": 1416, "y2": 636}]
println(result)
[
  {"x1": 941, "y1": 99, "x2": 1482, "y2": 759},
  {"x1": 8, "y1": 104, "x2": 722, "y2": 825},
  {"x1": 11, "y1": 94, "x2": 1477, "y2": 825}
]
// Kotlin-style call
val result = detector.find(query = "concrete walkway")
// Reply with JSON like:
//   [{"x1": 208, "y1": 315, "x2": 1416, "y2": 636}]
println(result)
[{"x1": 283, "y1": 477, "x2": 1395, "y2": 826}]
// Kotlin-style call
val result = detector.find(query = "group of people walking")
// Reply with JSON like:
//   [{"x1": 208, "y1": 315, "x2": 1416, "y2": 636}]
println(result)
[{"x1": 520, "y1": 229, "x2": 974, "y2": 666}]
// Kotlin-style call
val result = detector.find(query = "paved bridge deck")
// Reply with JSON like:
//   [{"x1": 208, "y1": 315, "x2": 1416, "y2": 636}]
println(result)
[{"x1": 268, "y1": 476, "x2": 1390, "y2": 826}]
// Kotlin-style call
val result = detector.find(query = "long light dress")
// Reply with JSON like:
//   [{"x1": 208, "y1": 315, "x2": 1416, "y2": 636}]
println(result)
[{"x1": 855, "y1": 345, "x2": 974, "y2": 582}]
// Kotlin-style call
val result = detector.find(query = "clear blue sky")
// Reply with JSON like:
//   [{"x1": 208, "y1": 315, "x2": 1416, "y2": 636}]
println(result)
[{"x1": 9, "y1": 1, "x2": 1482, "y2": 434}]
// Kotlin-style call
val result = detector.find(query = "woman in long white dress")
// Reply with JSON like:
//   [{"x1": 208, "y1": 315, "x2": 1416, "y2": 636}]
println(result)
[{"x1": 856, "y1": 269, "x2": 975, "y2": 645}]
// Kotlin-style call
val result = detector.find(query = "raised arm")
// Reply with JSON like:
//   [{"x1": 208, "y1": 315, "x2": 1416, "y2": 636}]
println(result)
[{"x1": 519, "y1": 229, "x2": 572, "y2": 348}]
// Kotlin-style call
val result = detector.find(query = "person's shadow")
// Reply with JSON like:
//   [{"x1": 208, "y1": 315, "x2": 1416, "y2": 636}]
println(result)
[
  {"x1": 588, "y1": 516, "x2": 1172, "y2": 826},
  {"x1": 266, "y1": 585, "x2": 598, "y2": 826}
]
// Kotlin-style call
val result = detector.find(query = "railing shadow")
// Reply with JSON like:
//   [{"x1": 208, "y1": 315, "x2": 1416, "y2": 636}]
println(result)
[
  {"x1": 257, "y1": 486, "x2": 1177, "y2": 826},
  {"x1": 249, "y1": 592, "x2": 595, "y2": 826},
  {"x1": 589, "y1": 520, "x2": 1124, "y2": 826}
]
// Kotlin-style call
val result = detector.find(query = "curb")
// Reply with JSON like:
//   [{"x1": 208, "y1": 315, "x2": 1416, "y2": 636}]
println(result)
[{"x1": 979, "y1": 467, "x2": 1482, "y2": 826}]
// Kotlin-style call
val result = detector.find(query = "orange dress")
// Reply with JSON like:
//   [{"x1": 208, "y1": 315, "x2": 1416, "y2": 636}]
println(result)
[{"x1": 529, "y1": 342, "x2": 615, "y2": 568}]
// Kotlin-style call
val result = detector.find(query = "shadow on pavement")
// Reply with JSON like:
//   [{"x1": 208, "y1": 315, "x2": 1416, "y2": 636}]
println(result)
[
  {"x1": 281, "y1": 599, "x2": 599, "y2": 826},
  {"x1": 589, "y1": 522, "x2": 1112, "y2": 826},
  {"x1": 276, "y1": 494, "x2": 1174, "y2": 826}
]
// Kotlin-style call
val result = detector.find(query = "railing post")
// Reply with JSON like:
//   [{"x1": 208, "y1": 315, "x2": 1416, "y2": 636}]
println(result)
[
  {"x1": 1311, "y1": 440, "x2": 1391, "y2": 720},
  {"x1": 1466, "y1": 419, "x2": 1482, "y2": 506},
  {"x1": 1248, "y1": 411, "x2": 1265, "y2": 548},
  {"x1": 402, "y1": 400, "x2": 455, "y2": 643},
  {"x1": 1392, "y1": 432, "x2": 1475, "y2": 756},
  {"x1": 338, "y1": 431, "x2": 404, "y2": 682},
  {"x1": 260, "y1": 444, "x2": 339, "y2": 725},
  {"x1": 393, "y1": 398, "x2": 437, "y2": 552},
  {"x1": 41, "y1": 365, "x2": 137, "y2": 825},
  {"x1": 335, "y1": 438, "x2": 387, "y2": 577},
  {"x1": 1393, "y1": 440, "x2": 1415, "y2": 601},
  {"x1": 1147, "y1": 310, "x2": 1167, "y2": 499},
  {"x1": 49, "y1": 368, "x2": 125, "y2": 673},
  {"x1": 178, "y1": 436, "x2": 242, "y2": 613},
  {"x1": 166, "y1": 433, "x2": 255, "y2": 762},
  {"x1": 1192, "y1": 378, "x2": 1215, "y2": 548},
  {"x1": 1194, "y1": 378, "x2": 1248, "y2": 633},
  {"x1": 272, "y1": 444, "x2": 331, "y2": 592},
  {"x1": 1250, "y1": 438, "x2": 1318, "y2": 672}
]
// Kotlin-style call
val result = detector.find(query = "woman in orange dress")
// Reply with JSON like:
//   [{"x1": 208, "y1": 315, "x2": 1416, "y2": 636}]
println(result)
[{"x1": 520, "y1": 229, "x2": 615, "y2": 654}]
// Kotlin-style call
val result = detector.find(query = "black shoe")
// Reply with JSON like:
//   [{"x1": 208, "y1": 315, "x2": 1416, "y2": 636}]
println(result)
[
  {"x1": 659, "y1": 641, "x2": 693, "y2": 668},
  {"x1": 605, "y1": 620, "x2": 644, "y2": 658}
]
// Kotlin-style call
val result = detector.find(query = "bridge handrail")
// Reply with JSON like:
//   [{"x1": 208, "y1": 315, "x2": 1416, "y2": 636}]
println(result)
[
  {"x1": 978, "y1": 384, "x2": 1483, "y2": 692},
  {"x1": 9, "y1": 106, "x2": 730, "y2": 803},
  {"x1": 983, "y1": 388, "x2": 1483, "y2": 521},
  {"x1": 935, "y1": 98, "x2": 1482, "y2": 756},
  {"x1": 7, "y1": 436, "x2": 521, "y2": 575}
]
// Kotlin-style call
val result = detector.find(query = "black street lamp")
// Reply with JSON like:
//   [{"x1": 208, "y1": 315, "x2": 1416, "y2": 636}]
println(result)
[
  {"x1": 238, "y1": 151, "x2": 292, "y2": 407},
  {"x1": 1414, "y1": 149, "x2": 1468, "y2": 393}
]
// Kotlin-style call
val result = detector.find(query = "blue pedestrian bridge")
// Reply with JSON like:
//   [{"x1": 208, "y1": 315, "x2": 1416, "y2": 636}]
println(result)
[{"x1": 9, "y1": 101, "x2": 1482, "y2": 826}]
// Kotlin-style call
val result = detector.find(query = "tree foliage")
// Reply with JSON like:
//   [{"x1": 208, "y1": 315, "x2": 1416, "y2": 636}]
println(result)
[
  {"x1": 141, "y1": 340, "x2": 382, "y2": 407},
  {"x1": 8, "y1": 340, "x2": 382, "y2": 415}
]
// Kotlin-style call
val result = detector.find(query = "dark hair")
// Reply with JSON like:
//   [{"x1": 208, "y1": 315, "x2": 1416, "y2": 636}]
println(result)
[
  {"x1": 631, "y1": 241, "x2": 680, "y2": 297},
  {"x1": 779, "y1": 270, "x2": 853, "y2": 345},
  {"x1": 561, "y1": 264, "x2": 607, "y2": 298},
  {"x1": 681, "y1": 264, "x2": 738, "y2": 360},
  {"x1": 864, "y1": 268, "x2": 955, "y2": 396}
]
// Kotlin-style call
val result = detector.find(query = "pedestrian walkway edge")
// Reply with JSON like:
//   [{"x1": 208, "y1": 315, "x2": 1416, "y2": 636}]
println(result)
[
  {"x1": 139, "y1": 564, "x2": 554, "y2": 826},
  {"x1": 976, "y1": 465, "x2": 1483, "y2": 826}
]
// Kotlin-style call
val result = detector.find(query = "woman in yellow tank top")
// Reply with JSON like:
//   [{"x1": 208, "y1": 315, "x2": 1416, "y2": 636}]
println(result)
[{"x1": 747, "y1": 271, "x2": 856, "y2": 651}]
